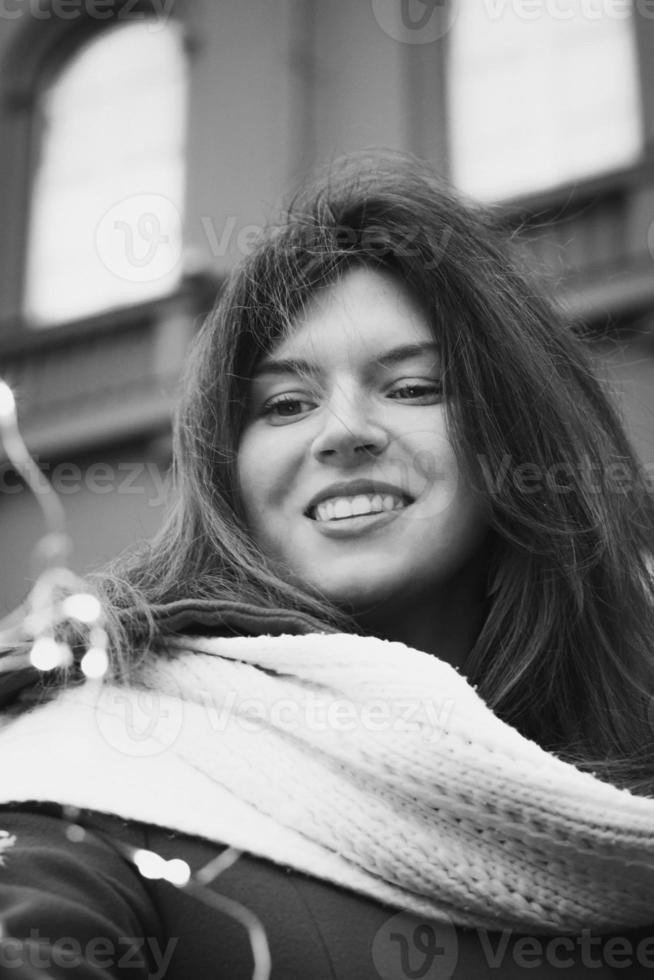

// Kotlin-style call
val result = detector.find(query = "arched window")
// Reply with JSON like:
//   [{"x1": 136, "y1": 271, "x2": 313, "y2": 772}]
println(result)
[
  {"x1": 23, "y1": 20, "x2": 189, "y2": 328},
  {"x1": 448, "y1": 2, "x2": 642, "y2": 201}
]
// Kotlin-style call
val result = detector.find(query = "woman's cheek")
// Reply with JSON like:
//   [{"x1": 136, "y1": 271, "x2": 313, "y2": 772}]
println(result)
[{"x1": 237, "y1": 425, "x2": 302, "y2": 519}]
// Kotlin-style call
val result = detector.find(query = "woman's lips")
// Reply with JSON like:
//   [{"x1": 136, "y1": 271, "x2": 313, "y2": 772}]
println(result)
[
  {"x1": 306, "y1": 502, "x2": 410, "y2": 537},
  {"x1": 310, "y1": 492, "x2": 407, "y2": 523},
  {"x1": 305, "y1": 480, "x2": 413, "y2": 518}
]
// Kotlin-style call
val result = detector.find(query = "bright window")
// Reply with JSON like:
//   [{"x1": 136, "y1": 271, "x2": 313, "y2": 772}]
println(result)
[
  {"x1": 24, "y1": 21, "x2": 189, "y2": 327},
  {"x1": 448, "y1": 1, "x2": 642, "y2": 201}
]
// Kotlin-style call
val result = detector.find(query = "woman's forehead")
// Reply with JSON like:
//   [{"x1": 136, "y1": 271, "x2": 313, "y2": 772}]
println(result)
[{"x1": 268, "y1": 266, "x2": 437, "y2": 366}]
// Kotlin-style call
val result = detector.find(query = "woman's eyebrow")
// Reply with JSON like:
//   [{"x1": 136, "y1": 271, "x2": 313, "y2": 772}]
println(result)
[
  {"x1": 255, "y1": 342, "x2": 440, "y2": 378},
  {"x1": 374, "y1": 342, "x2": 440, "y2": 368},
  {"x1": 253, "y1": 357, "x2": 320, "y2": 379}
]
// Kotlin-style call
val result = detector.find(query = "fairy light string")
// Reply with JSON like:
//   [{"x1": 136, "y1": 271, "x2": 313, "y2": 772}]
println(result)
[{"x1": 0, "y1": 377, "x2": 271, "y2": 980}]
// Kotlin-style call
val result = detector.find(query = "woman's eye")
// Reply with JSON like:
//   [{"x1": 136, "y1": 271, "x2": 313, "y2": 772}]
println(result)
[
  {"x1": 388, "y1": 381, "x2": 443, "y2": 402},
  {"x1": 262, "y1": 394, "x2": 316, "y2": 423}
]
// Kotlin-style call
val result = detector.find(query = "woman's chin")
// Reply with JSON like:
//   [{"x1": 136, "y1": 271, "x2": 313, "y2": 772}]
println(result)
[{"x1": 307, "y1": 571, "x2": 405, "y2": 617}]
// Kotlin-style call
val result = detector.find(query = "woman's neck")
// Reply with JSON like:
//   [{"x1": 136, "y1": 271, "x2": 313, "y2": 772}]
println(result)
[{"x1": 353, "y1": 556, "x2": 489, "y2": 672}]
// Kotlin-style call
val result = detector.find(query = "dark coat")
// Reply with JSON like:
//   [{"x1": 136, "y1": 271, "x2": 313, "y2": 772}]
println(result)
[{"x1": 0, "y1": 804, "x2": 653, "y2": 980}]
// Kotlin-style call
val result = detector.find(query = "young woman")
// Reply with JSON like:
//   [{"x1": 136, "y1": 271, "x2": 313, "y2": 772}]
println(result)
[{"x1": 1, "y1": 151, "x2": 654, "y2": 979}]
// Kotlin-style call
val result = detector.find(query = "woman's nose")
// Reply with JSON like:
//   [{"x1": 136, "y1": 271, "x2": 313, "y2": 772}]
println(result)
[{"x1": 310, "y1": 392, "x2": 389, "y2": 463}]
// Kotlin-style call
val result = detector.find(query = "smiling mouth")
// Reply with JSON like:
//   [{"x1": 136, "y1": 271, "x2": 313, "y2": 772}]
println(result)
[{"x1": 307, "y1": 493, "x2": 411, "y2": 522}]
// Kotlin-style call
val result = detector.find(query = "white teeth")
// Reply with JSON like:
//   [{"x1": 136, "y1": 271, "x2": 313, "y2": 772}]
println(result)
[
  {"x1": 333, "y1": 498, "x2": 351, "y2": 519},
  {"x1": 313, "y1": 493, "x2": 407, "y2": 522},
  {"x1": 350, "y1": 494, "x2": 372, "y2": 516},
  {"x1": 318, "y1": 500, "x2": 335, "y2": 522}
]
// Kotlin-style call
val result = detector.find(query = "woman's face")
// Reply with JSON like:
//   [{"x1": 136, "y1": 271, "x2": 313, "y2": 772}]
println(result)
[{"x1": 237, "y1": 266, "x2": 488, "y2": 615}]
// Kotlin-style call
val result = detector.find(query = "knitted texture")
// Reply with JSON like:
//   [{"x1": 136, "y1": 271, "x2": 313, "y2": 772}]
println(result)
[{"x1": 1, "y1": 632, "x2": 654, "y2": 933}]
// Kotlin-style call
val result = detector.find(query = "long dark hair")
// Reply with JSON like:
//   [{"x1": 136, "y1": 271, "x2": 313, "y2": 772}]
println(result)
[{"x1": 11, "y1": 150, "x2": 654, "y2": 793}]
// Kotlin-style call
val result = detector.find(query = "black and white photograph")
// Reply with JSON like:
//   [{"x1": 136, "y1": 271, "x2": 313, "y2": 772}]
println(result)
[{"x1": 1, "y1": 1, "x2": 654, "y2": 977}]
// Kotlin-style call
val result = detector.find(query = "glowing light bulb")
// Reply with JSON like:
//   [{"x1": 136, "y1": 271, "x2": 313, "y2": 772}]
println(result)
[
  {"x1": 133, "y1": 849, "x2": 167, "y2": 880},
  {"x1": 80, "y1": 646, "x2": 109, "y2": 679},
  {"x1": 0, "y1": 381, "x2": 16, "y2": 425},
  {"x1": 29, "y1": 636, "x2": 72, "y2": 671},
  {"x1": 62, "y1": 593, "x2": 102, "y2": 624},
  {"x1": 65, "y1": 824, "x2": 86, "y2": 843},
  {"x1": 165, "y1": 858, "x2": 191, "y2": 887}
]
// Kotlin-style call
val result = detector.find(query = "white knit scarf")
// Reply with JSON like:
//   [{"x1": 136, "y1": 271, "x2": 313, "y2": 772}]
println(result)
[{"x1": 1, "y1": 631, "x2": 654, "y2": 934}]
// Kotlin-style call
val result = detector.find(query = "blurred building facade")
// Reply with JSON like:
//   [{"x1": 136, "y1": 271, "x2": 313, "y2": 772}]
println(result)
[{"x1": 1, "y1": 0, "x2": 654, "y2": 613}]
